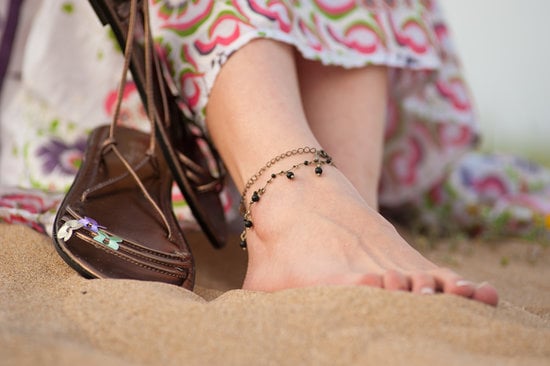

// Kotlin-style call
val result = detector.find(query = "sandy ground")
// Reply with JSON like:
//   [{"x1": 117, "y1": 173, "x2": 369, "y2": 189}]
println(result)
[{"x1": 1, "y1": 223, "x2": 549, "y2": 365}]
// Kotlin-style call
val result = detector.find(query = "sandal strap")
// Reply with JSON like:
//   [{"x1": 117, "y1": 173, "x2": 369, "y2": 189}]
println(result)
[
  {"x1": 63, "y1": 208, "x2": 189, "y2": 261},
  {"x1": 83, "y1": 0, "x2": 174, "y2": 240}
]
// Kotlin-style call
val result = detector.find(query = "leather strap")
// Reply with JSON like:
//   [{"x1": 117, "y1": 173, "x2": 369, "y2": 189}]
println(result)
[{"x1": 99, "y1": 0, "x2": 173, "y2": 239}]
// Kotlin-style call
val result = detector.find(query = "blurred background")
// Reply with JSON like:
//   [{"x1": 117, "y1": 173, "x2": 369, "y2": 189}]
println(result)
[{"x1": 441, "y1": 0, "x2": 550, "y2": 166}]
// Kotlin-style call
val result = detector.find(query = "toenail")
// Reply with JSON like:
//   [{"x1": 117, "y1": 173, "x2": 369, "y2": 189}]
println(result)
[
  {"x1": 476, "y1": 281, "x2": 490, "y2": 289},
  {"x1": 420, "y1": 287, "x2": 434, "y2": 295},
  {"x1": 456, "y1": 280, "x2": 474, "y2": 288}
]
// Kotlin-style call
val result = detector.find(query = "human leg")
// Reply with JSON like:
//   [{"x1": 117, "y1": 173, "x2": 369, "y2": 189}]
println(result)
[
  {"x1": 206, "y1": 39, "x2": 498, "y2": 305},
  {"x1": 296, "y1": 58, "x2": 387, "y2": 209}
]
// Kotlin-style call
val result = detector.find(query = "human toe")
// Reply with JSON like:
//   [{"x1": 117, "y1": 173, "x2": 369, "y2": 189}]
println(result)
[
  {"x1": 472, "y1": 282, "x2": 499, "y2": 306},
  {"x1": 383, "y1": 270, "x2": 410, "y2": 291},
  {"x1": 432, "y1": 268, "x2": 476, "y2": 298},
  {"x1": 358, "y1": 273, "x2": 383, "y2": 288},
  {"x1": 410, "y1": 272, "x2": 436, "y2": 295}
]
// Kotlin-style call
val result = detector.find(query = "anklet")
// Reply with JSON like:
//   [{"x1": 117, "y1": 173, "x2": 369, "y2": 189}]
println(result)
[{"x1": 239, "y1": 147, "x2": 335, "y2": 250}]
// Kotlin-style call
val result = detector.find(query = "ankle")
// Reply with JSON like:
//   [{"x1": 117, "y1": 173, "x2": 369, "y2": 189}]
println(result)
[{"x1": 238, "y1": 147, "x2": 335, "y2": 250}]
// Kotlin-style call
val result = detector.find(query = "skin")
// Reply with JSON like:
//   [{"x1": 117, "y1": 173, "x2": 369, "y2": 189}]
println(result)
[{"x1": 205, "y1": 39, "x2": 498, "y2": 306}]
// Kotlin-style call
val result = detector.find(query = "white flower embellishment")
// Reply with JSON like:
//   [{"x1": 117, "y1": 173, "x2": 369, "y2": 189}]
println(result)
[{"x1": 57, "y1": 220, "x2": 84, "y2": 242}]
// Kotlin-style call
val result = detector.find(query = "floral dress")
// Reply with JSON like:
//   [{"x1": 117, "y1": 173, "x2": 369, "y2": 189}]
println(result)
[{"x1": 0, "y1": 0, "x2": 549, "y2": 242}]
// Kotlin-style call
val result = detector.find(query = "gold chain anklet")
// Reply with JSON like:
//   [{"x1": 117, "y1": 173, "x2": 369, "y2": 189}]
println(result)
[{"x1": 239, "y1": 147, "x2": 335, "y2": 250}]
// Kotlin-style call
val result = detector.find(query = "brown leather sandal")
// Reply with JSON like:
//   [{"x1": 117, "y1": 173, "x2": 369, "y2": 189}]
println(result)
[
  {"x1": 88, "y1": 0, "x2": 227, "y2": 249},
  {"x1": 53, "y1": 0, "x2": 194, "y2": 289}
]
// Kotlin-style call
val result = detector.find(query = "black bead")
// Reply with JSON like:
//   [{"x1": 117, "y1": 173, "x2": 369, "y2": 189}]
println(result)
[
  {"x1": 251, "y1": 191, "x2": 260, "y2": 202},
  {"x1": 286, "y1": 171, "x2": 295, "y2": 179},
  {"x1": 240, "y1": 240, "x2": 247, "y2": 250},
  {"x1": 271, "y1": 173, "x2": 277, "y2": 179},
  {"x1": 244, "y1": 219, "x2": 253, "y2": 228},
  {"x1": 326, "y1": 158, "x2": 332, "y2": 164},
  {"x1": 304, "y1": 160, "x2": 309, "y2": 166},
  {"x1": 315, "y1": 166, "x2": 323, "y2": 176}
]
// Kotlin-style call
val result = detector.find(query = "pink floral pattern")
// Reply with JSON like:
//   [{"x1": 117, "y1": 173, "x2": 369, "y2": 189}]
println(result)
[
  {"x1": 150, "y1": 0, "x2": 441, "y2": 121},
  {"x1": 413, "y1": 153, "x2": 550, "y2": 241}
]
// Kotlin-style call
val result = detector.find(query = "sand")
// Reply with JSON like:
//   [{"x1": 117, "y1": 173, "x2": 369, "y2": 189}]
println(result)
[{"x1": 1, "y1": 223, "x2": 549, "y2": 365}]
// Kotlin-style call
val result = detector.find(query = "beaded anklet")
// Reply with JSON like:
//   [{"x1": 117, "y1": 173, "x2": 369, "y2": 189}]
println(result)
[{"x1": 239, "y1": 147, "x2": 335, "y2": 250}]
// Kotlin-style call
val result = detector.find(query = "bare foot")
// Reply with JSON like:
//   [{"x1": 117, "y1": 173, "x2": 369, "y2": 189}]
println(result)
[{"x1": 241, "y1": 164, "x2": 498, "y2": 306}]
